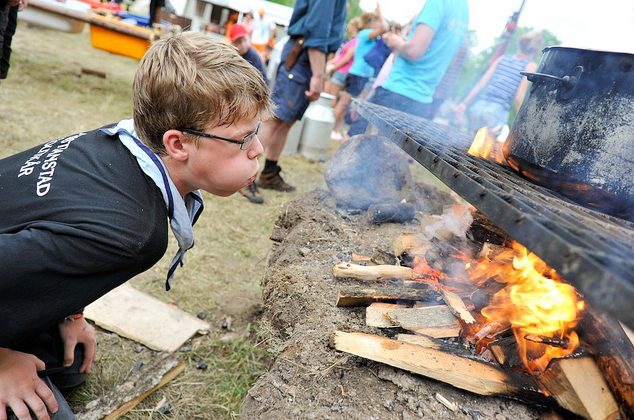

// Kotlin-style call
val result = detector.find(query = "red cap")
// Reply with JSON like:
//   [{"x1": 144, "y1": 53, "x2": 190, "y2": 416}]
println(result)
[{"x1": 229, "y1": 24, "x2": 249, "y2": 42}]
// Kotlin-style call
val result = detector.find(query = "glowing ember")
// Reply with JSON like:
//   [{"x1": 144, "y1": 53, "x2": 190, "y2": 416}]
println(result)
[
  {"x1": 468, "y1": 127, "x2": 507, "y2": 164},
  {"x1": 467, "y1": 241, "x2": 584, "y2": 373},
  {"x1": 411, "y1": 255, "x2": 444, "y2": 282}
]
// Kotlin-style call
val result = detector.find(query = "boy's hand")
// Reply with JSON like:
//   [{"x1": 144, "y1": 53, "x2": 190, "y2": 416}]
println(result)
[
  {"x1": 58, "y1": 317, "x2": 97, "y2": 374},
  {"x1": 0, "y1": 348, "x2": 57, "y2": 420}
]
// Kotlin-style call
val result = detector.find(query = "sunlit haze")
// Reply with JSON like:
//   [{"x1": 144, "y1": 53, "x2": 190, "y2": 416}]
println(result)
[{"x1": 359, "y1": 0, "x2": 634, "y2": 54}]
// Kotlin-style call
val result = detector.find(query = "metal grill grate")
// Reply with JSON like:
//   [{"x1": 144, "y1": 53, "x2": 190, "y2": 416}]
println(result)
[{"x1": 353, "y1": 100, "x2": 634, "y2": 329}]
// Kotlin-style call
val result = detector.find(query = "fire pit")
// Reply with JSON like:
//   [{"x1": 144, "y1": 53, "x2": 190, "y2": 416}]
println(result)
[
  {"x1": 351, "y1": 99, "x2": 634, "y2": 332},
  {"x1": 242, "y1": 104, "x2": 634, "y2": 420}
]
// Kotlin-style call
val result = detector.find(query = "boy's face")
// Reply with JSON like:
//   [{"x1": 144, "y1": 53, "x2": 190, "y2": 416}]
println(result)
[
  {"x1": 232, "y1": 36, "x2": 250, "y2": 56},
  {"x1": 180, "y1": 116, "x2": 263, "y2": 197}
]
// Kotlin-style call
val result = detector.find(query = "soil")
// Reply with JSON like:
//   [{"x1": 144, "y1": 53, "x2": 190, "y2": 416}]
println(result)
[{"x1": 241, "y1": 185, "x2": 570, "y2": 420}]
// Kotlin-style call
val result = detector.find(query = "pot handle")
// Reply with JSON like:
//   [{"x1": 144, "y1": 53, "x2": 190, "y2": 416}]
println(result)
[
  {"x1": 521, "y1": 66, "x2": 584, "y2": 101},
  {"x1": 520, "y1": 71, "x2": 573, "y2": 86}
]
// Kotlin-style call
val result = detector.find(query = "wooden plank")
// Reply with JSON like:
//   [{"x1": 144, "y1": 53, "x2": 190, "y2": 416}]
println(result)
[
  {"x1": 386, "y1": 306, "x2": 460, "y2": 338},
  {"x1": 580, "y1": 306, "x2": 634, "y2": 419},
  {"x1": 27, "y1": 0, "x2": 155, "y2": 40},
  {"x1": 397, "y1": 333, "x2": 472, "y2": 357},
  {"x1": 365, "y1": 302, "x2": 407, "y2": 327},
  {"x1": 84, "y1": 284, "x2": 210, "y2": 352},
  {"x1": 332, "y1": 262, "x2": 414, "y2": 281},
  {"x1": 392, "y1": 233, "x2": 429, "y2": 256},
  {"x1": 336, "y1": 284, "x2": 437, "y2": 307},
  {"x1": 333, "y1": 331, "x2": 549, "y2": 403},
  {"x1": 76, "y1": 352, "x2": 185, "y2": 420},
  {"x1": 538, "y1": 357, "x2": 619, "y2": 420},
  {"x1": 621, "y1": 322, "x2": 634, "y2": 347},
  {"x1": 440, "y1": 288, "x2": 476, "y2": 324}
]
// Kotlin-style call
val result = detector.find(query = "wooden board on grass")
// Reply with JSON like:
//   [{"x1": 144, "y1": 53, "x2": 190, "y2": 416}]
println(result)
[{"x1": 84, "y1": 283, "x2": 210, "y2": 352}]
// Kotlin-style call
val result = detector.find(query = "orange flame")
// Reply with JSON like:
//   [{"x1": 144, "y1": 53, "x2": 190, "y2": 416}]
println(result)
[
  {"x1": 468, "y1": 127, "x2": 506, "y2": 164},
  {"x1": 411, "y1": 255, "x2": 444, "y2": 282},
  {"x1": 468, "y1": 241, "x2": 584, "y2": 373}
]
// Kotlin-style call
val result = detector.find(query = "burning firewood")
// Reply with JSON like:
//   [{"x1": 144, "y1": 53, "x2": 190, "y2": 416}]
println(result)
[
  {"x1": 336, "y1": 284, "x2": 437, "y2": 307},
  {"x1": 523, "y1": 334, "x2": 571, "y2": 349},
  {"x1": 384, "y1": 305, "x2": 460, "y2": 338},
  {"x1": 332, "y1": 331, "x2": 552, "y2": 405},
  {"x1": 396, "y1": 333, "x2": 471, "y2": 357},
  {"x1": 579, "y1": 306, "x2": 634, "y2": 419},
  {"x1": 487, "y1": 336, "x2": 524, "y2": 369},
  {"x1": 440, "y1": 288, "x2": 476, "y2": 324},
  {"x1": 392, "y1": 232, "x2": 429, "y2": 256},
  {"x1": 538, "y1": 357, "x2": 619, "y2": 420}
]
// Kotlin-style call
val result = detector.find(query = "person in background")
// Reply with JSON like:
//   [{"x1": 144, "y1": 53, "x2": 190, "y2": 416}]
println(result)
[
  {"x1": 239, "y1": 0, "x2": 347, "y2": 204},
  {"x1": 251, "y1": 8, "x2": 276, "y2": 64},
  {"x1": 229, "y1": 23, "x2": 269, "y2": 204},
  {"x1": 331, "y1": 7, "x2": 388, "y2": 141},
  {"x1": 346, "y1": 0, "x2": 469, "y2": 137},
  {"x1": 324, "y1": 17, "x2": 361, "y2": 112},
  {"x1": 148, "y1": 0, "x2": 163, "y2": 27},
  {"x1": 429, "y1": 36, "x2": 469, "y2": 120},
  {"x1": 241, "y1": 11, "x2": 255, "y2": 36},
  {"x1": 454, "y1": 31, "x2": 543, "y2": 134},
  {"x1": 0, "y1": 32, "x2": 273, "y2": 420},
  {"x1": 0, "y1": 0, "x2": 26, "y2": 86},
  {"x1": 223, "y1": 11, "x2": 239, "y2": 43}
]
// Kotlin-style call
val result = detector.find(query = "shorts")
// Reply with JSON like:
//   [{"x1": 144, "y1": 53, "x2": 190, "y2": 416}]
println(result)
[
  {"x1": 344, "y1": 74, "x2": 369, "y2": 97},
  {"x1": 347, "y1": 86, "x2": 433, "y2": 136},
  {"x1": 252, "y1": 43, "x2": 267, "y2": 53},
  {"x1": 330, "y1": 70, "x2": 348, "y2": 87},
  {"x1": 363, "y1": 77, "x2": 376, "y2": 92},
  {"x1": 270, "y1": 38, "x2": 312, "y2": 122}
]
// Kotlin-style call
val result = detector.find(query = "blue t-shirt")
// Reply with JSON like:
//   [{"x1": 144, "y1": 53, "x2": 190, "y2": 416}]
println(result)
[
  {"x1": 382, "y1": 0, "x2": 469, "y2": 103},
  {"x1": 242, "y1": 46, "x2": 268, "y2": 85},
  {"x1": 348, "y1": 29, "x2": 376, "y2": 78}
]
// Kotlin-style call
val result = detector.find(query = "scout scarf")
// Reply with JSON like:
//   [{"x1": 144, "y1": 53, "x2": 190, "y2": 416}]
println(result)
[{"x1": 102, "y1": 119, "x2": 204, "y2": 290}]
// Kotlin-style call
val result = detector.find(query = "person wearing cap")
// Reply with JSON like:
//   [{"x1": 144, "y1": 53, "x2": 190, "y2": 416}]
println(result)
[{"x1": 230, "y1": 23, "x2": 269, "y2": 204}]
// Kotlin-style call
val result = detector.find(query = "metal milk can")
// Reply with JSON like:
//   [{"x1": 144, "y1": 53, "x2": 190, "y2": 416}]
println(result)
[{"x1": 299, "y1": 92, "x2": 336, "y2": 161}]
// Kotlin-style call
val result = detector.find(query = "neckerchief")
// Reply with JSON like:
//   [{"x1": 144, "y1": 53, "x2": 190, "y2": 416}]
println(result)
[{"x1": 102, "y1": 119, "x2": 204, "y2": 290}]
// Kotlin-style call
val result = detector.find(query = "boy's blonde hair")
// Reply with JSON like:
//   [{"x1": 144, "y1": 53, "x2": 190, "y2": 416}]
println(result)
[{"x1": 133, "y1": 32, "x2": 274, "y2": 154}]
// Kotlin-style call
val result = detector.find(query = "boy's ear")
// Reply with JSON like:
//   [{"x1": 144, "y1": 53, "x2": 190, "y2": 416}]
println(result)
[{"x1": 163, "y1": 130, "x2": 189, "y2": 161}]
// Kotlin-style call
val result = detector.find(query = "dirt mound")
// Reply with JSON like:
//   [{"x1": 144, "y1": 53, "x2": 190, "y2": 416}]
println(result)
[{"x1": 241, "y1": 188, "x2": 558, "y2": 420}]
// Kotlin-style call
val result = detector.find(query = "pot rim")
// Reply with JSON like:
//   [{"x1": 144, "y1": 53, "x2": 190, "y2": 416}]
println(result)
[{"x1": 544, "y1": 45, "x2": 634, "y2": 57}]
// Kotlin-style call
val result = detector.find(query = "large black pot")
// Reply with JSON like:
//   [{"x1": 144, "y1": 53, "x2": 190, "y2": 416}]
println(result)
[{"x1": 503, "y1": 46, "x2": 634, "y2": 219}]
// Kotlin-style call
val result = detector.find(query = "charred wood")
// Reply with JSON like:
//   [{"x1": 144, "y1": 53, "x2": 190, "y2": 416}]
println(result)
[
  {"x1": 488, "y1": 336, "x2": 524, "y2": 369},
  {"x1": 336, "y1": 284, "x2": 438, "y2": 307},
  {"x1": 579, "y1": 306, "x2": 634, "y2": 419},
  {"x1": 366, "y1": 202, "x2": 416, "y2": 224},
  {"x1": 333, "y1": 331, "x2": 554, "y2": 406},
  {"x1": 371, "y1": 249, "x2": 398, "y2": 266},
  {"x1": 538, "y1": 357, "x2": 619, "y2": 420},
  {"x1": 468, "y1": 210, "x2": 510, "y2": 245}
]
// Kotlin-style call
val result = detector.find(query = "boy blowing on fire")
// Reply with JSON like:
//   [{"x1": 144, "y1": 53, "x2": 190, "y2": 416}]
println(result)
[{"x1": 0, "y1": 32, "x2": 273, "y2": 420}]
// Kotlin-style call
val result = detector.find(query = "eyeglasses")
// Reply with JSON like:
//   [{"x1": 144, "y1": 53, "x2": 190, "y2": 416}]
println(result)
[{"x1": 179, "y1": 120, "x2": 261, "y2": 150}]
